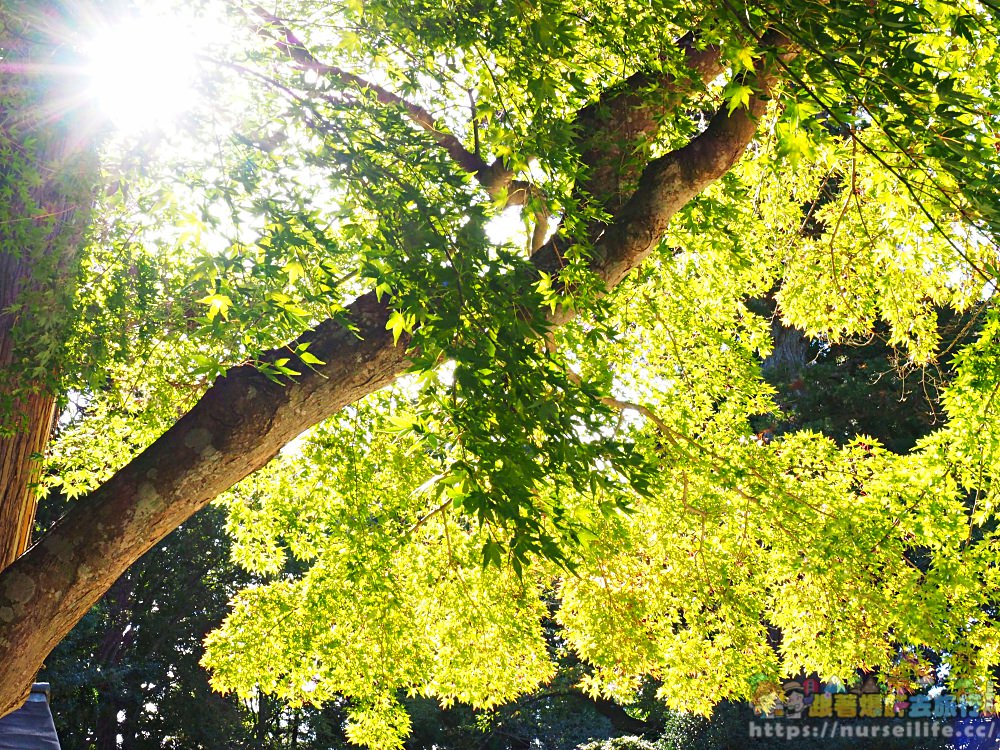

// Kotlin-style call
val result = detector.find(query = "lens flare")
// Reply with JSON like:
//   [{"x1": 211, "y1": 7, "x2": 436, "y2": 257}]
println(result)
[{"x1": 81, "y1": 12, "x2": 206, "y2": 133}]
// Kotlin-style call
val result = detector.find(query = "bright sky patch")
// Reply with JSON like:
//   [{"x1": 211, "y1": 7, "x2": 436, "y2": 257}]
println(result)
[{"x1": 80, "y1": 11, "x2": 211, "y2": 133}]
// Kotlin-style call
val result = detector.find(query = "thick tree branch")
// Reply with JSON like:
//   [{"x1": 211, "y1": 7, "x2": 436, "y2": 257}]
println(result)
[
  {"x1": 587, "y1": 695, "x2": 655, "y2": 735},
  {"x1": 574, "y1": 33, "x2": 725, "y2": 215},
  {"x1": 0, "y1": 31, "x2": 793, "y2": 717},
  {"x1": 534, "y1": 38, "x2": 794, "y2": 298},
  {"x1": 502, "y1": 687, "x2": 655, "y2": 735},
  {"x1": 0, "y1": 292, "x2": 407, "y2": 716}
]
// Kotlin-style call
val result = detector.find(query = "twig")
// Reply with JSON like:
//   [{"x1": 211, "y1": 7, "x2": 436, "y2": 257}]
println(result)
[{"x1": 407, "y1": 496, "x2": 454, "y2": 536}]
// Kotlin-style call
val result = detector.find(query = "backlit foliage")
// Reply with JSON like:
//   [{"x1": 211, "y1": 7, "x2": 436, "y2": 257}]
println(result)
[{"x1": 34, "y1": 0, "x2": 1000, "y2": 746}]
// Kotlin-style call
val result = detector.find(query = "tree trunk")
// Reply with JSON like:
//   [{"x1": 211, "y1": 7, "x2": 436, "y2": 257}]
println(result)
[
  {"x1": 0, "y1": 246, "x2": 60, "y2": 572},
  {"x1": 289, "y1": 708, "x2": 299, "y2": 750},
  {"x1": 761, "y1": 319, "x2": 811, "y2": 380},
  {"x1": 0, "y1": 387, "x2": 55, "y2": 572},
  {"x1": 95, "y1": 697, "x2": 121, "y2": 750},
  {"x1": 0, "y1": 4, "x2": 98, "y2": 573}
]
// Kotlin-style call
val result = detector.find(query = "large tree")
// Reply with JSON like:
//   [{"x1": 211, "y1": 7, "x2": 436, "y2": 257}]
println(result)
[{"x1": 2, "y1": 0, "x2": 1000, "y2": 746}]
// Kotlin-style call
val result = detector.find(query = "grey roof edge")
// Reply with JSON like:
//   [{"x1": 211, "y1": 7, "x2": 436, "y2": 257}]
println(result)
[
  {"x1": 28, "y1": 685, "x2": 49, "y2": 704},
  {"x1": 0, "y1": 683, "x2": 60, "y2": 750}
]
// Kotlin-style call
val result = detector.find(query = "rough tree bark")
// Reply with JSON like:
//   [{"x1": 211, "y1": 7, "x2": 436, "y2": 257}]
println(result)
[
  {"x1": 0, "y1": 3, "x2": 97, "y2": 572},
  {"x1": 0, "y1": 155, "x2": 93, "y2": 572},
  {"x1": 0, "y1": 10, "x2": 792, "y2": 715}
]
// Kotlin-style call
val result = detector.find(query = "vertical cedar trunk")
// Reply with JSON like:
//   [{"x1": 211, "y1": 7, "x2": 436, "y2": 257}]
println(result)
[
  {"x1": 0, "y1": 4, "x2": 98, "y2": 574},
  {"x1": 0, "y1": 251, "x2": 57, "y2": 570},
  {"x1": 254, "y1": 690, "x2": 270, "y2": 749},
  {"x1": 0, "y1": 391, "x2": 55, "y2": 571},
  {"x1": 289, "y1": 708, "x2": 299, "y2": 750},
  {"x1": 748, "y1": 293, "x2": 810, "y2": 381}
]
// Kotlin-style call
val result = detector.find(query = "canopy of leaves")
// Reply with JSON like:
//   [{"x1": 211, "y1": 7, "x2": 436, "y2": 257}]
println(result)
[{"x1": 28, "y1": 0, "x2": 1000, "y2": 746}]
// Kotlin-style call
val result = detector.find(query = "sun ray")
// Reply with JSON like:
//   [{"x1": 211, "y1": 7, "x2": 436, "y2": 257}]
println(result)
[{"x1": 77, "y1": 5, "x2": 230, "y2": 135}]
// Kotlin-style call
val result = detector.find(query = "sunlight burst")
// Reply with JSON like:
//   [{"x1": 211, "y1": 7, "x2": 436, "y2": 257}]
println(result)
[{"x1": 81, "y1": 13, "x2": 206, "y2": 133}]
